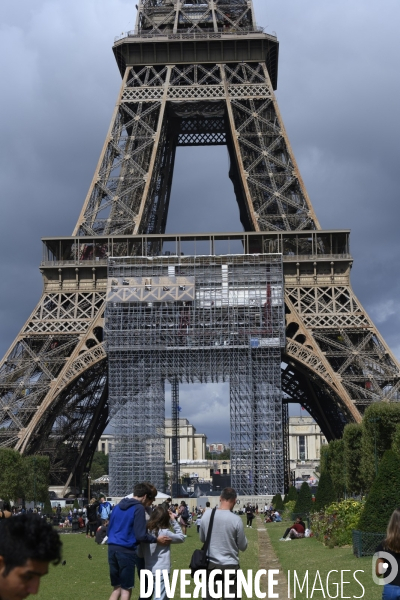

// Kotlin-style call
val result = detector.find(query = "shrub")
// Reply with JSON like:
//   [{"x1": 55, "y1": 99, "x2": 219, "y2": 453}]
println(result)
[
  {"x1": 294, "y1": 482, "x2": 313, "y2": 514},
  {"x1": 283, "y1": 500, "x2": 296, "y2": 521},
  {"x1": 274, "y1": 494, "x2": 284, "y2": 510},
  {"x1": 311, "y1": 499, "x2": 364, "y2": 546},
  {"x1": 343, "y1": 423, "x2": 364, "y2": 494},
  {"x1": 286, "y1": 486, "x2": 298, "y2": 502},
  {"x1": 328, "y1": 439, "x2": 345, "y2": 499},
  {"x1": 361, "y1": 403, "x2": 400, "y2": 492},
  {"x1": 358, "y1": 449, "x2": 400, "y2": 533},
  {"x1": 320, "y1": 446, "x2": 330, "y2": 474},
  {"x1": 43, "y1": 496, "x2": 53, "y2": 515},
  {"x1": 315, "y1": 470, "x2": 336, "y2": 511},
  {"x1": 392, "y1": 424, "x2": 400, "y2": 456}
]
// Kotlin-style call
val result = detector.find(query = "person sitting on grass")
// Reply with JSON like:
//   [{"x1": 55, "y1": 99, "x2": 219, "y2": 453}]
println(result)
[
  {"x1": 279, "y1": 516, "x2": 305, "y2": 541},
  {"x1": 0, "y1": 513, "x2": 62, "y2": 599},
  {"x1": 137, "y1": 506, "x2": 185, "y2": 600},
  {"x1": 264, "y1": 511, "x2": 273, "y2": 524}
]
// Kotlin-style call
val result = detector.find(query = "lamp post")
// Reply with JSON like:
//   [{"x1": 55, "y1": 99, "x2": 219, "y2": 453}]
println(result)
[{"x1": 88, "y1": 474, "x2": 91, "y2": 501}]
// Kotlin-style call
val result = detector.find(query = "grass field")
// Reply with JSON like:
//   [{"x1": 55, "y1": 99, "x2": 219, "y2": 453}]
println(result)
[
  {"x1": 266, "y1": 521, "x2": 381, "y2": 599},
  {"x1": 37, "y1": 519, "x2": 382, "y2": 599},
  {"x1": 38, "y1": 518, "x2": 260, "y2": 599}
]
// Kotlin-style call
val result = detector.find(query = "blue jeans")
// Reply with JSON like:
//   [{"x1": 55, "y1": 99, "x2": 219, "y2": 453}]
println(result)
[
  {"x1": 152, "y1": 573, "x2": 168, "y2": 600},
  {"x1": 108, "y1": 548, "x2": 138, "y2": 590},
  {"x1": 383, "y1": 584, "x2": 400, "y2": 599}
]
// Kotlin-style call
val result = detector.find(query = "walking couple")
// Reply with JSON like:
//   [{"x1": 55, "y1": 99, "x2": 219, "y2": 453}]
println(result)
[{"x1": 107, "y1": 482, "x2": 185, "y2": 600}]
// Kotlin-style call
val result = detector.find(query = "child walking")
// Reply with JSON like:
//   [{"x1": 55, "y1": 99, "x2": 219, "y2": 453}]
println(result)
[{"x1": 138, "y1": 506, "x2": 186, "y2": 600}]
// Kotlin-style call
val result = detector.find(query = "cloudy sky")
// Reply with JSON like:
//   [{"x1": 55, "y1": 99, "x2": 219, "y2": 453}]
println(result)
[{"x1": 1, "y1": 0, "x2": 400, "y2": 443}]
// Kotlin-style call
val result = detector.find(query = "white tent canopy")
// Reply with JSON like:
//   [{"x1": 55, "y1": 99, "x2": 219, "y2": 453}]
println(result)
[
  {"x1": 125, "y1": 491, "x2": 170, "y2": 500},
  {"x1": 92, "y1": 475, "x2": 109, "y2": 484}
]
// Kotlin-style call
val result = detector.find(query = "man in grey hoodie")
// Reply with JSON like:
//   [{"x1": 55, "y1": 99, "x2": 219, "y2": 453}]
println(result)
[{"x1": 200, "y1": 487, "x2": 248, "y2": 600}]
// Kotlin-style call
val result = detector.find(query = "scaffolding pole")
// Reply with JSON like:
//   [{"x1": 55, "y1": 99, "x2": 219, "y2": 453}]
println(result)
[{"x1": 171, "y1": 377, "x2": 180, "y2": 497}]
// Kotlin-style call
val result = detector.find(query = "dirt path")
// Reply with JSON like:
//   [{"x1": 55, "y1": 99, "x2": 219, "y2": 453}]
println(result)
[{"x1": 256, "y1": 516, "x2": 288, "y2": 598}]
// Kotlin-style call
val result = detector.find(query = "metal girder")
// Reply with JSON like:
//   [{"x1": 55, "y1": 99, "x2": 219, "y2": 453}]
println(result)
[
  {"x1": 134, "y1": 0, "x2": 257, "y2": 36},
  {"x1": 74, "y1": 60, "x2": 319, "y2": 237}
]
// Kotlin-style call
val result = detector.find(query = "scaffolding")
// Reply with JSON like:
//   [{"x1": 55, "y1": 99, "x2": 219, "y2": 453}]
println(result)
[
  {"x1": 171, "y1": 377, "x2": 180, "y2": 496},
  {"x1": 105, "y1": 253, "x2": 285, "y2": 496}
]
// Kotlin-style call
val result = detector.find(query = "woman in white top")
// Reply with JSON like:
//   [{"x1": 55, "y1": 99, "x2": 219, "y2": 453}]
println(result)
[{"x1": 138, "y1": 506, "x2": 186, "y2": 600}]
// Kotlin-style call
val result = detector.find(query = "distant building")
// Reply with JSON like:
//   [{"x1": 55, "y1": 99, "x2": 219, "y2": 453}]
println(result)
[
  {"x1": 207, "y1": 443, "x2": 226, "y2": 453},
  {"x1": 97, "y1": 434, "x2": 114, "y2": 455},
  {"x1": 97, "y1": 418, "x2": 206, "y2": 462},
  {"x1": 97, "y1": 416, "x2": 325, "y2": 488},
  {"x1": 165, "y1": 418, "x2": 206, "y2": 462},
  {"x1": 289, "y1": 416, "x2": 327, "y2": 482}
]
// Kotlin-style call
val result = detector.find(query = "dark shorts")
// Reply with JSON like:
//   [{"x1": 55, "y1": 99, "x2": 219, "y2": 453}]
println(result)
[{"x1": 108, "y1": 548, "x2": 138, "y2": 590}]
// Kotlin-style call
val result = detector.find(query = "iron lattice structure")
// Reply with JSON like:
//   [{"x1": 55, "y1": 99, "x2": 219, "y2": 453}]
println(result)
[
  {"x1": 105, "y1": 255, "x2": 285, "y2": 495},
  {"x1": 0, "y1": 0, "x2": 399, "y2": 492}
]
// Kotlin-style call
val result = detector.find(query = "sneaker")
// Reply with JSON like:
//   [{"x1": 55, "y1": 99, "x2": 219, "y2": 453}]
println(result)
[
  {"x1": 279, "y1": 538, "x2": 286, "y2": 541},
  {"x1": 285, "y1": 538, "x2": 292, "y2": 541}
]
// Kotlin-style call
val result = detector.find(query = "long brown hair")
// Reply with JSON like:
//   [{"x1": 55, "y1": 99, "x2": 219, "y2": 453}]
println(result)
[
  {"x1": 384, "y1": 508, "x2": 400, "y2": 553},
  {"x1": 147, "y1": 506, "x2": 170, "y2": 536}
]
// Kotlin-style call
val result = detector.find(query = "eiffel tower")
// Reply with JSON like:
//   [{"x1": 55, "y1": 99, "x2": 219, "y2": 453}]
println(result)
[{"x1": 1, "y1": 0, "x2": 399, "y2": 495}]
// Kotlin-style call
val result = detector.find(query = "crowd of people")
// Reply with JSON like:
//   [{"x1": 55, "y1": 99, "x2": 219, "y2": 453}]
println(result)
[{"x1": 2, "y1": 490, "x2": 400, "y2": 600}]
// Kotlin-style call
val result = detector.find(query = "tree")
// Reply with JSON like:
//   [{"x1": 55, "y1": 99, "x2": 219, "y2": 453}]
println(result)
[
  {"x1": 315, "y1": 470, "x2": 336, "y2": 511},
  {"x1": 287, "y1": 485, "x2": 298, "y2": 502},
  {"x1": 205, "y1": 449, "x2": 230, "y2": 460},
  {"x1": 294, "y1": 482, "x2": 313, "y2": 514},
  {"x1": 343, "y1": 423, "x2": 364, "y2": 494},
  {"x1": 320, "y1": 445, "x2": 330, "y2": 474},
  {"x1": 358, "y1": 450, "x2": 400, "y2": 533},
  {"x1": 22, "y1": 456, "x2": 50, "y2": 503},
  {"x1": 391, "y1": 424, "x2": 400, "y2": 457},
  {"x1": 43, "y1": 496, "x2": 53, "y2": 515},
  {"x1": 361, "y1": 403, "x2": 400, "y2": 492},
  {"x1": 328, "y1": 439, "x2": 345, "y2": 499},
  {"x1": 90, "y1": 451, "x2": 109, "y2": 481},
  {"x1": 0, "y1": 449, "x2": 23, "y2": 501},
  {"x1": 274, "y1": 494, "x2": 284, "y2": 511}
]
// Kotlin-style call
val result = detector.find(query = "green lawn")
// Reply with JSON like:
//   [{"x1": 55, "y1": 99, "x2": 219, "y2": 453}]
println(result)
[
  {"x1": 266, "y1": 521, "x2": 381, "y2": 599},
  {"x1": 38, "y1": 519, "x2": 260, "y2": 599},
  {"x1": 38, "y1": 519, "x2": 381, "y2": 599}
]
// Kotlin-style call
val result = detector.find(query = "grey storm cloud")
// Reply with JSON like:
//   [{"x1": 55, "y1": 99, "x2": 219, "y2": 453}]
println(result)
[{"x1": 1, "y1": 0, "x2": 400, "y2": 442}]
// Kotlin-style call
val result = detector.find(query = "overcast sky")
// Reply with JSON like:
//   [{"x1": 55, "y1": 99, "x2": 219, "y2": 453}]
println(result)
[{"x1": 1, "y1": 0, "x2": 400, "y2": 443}]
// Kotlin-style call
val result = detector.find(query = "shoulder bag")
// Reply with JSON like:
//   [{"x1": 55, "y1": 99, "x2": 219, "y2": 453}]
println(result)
[{"x1": 189, "y1": 507, "x2": 217, "y2": 576}]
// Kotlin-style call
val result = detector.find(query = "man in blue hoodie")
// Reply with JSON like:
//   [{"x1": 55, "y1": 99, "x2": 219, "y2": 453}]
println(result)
[{"x1": 108, "y1": 482, "x2": 171, "y2": 600}]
